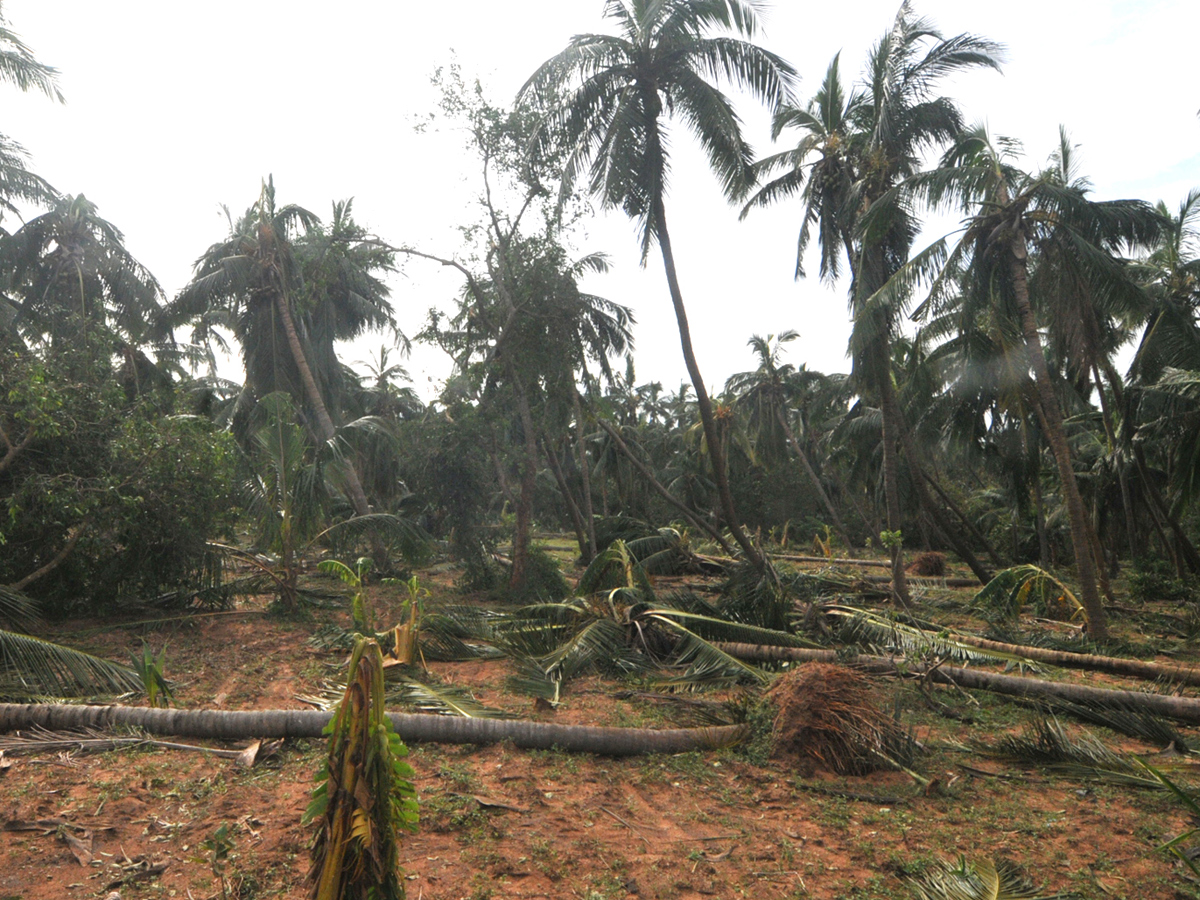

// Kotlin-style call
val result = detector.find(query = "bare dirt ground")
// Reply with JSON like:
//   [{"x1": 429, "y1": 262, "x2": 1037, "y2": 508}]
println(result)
[{"x1": 2, "y1": 557, "x2": 1197, "y2": 900}]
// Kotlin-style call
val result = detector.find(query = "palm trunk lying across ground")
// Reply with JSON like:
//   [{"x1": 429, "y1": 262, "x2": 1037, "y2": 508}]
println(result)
[
  {"x1": 0, "y1": 704, "x2": 746, "y2": 756},
  {"x1": 712, "y1": 643, "x2": 1200, "y2": 723}
]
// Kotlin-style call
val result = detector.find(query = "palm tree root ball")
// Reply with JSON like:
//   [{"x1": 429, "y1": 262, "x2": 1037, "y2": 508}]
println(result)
[{"x1": 765, "y1": 663, "x2": 905, "y2": 776}]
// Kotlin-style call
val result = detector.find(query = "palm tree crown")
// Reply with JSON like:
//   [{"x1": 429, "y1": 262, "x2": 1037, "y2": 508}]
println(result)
[{"x1": 521, "y1": 0, "x2": 795, "y2": 257}]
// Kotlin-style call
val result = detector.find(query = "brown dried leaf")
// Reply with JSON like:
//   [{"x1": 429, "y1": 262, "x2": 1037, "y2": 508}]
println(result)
[{"x1": 60, "y1": 829, "x2": 93, "y2": 866}]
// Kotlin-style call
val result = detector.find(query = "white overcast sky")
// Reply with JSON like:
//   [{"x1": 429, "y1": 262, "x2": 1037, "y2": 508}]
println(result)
[{"x1": 4, "y1": 0, "x2": 1199, "y2": 399}]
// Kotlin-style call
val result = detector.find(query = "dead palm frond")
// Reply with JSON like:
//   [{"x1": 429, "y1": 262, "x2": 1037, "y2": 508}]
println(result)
[
  {"x1": 1024, "y1": 697, "x2": 1192, "y2": 752},
  {"x1": 300, "y1": 673, "x2": 514, "y2": 720},
  {"x1": 971, "y1": 717, "x2": 1196, "y2": 788},
  {"x1": 908, "y1": 855, "x2": 1075, "y2": 900}
]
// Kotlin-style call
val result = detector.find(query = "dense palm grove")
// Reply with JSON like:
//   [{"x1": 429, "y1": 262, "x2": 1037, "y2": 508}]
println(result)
[{"x1": 3, "y1": 0, "x2": 1199, "y2": 653}]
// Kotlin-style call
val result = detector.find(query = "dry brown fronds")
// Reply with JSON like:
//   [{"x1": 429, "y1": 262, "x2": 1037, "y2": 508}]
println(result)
[{"x1": 766, "y1": 663, "x2": 908, "y2": 776}]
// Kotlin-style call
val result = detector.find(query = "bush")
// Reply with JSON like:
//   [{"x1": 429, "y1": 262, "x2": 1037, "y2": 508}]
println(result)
[
  {"x1": 0, "y1": 337, "x2": 237, "y2": 613},
  {"x1": 1129, "y1": 558, "x2": 1200, "y2": 605}
]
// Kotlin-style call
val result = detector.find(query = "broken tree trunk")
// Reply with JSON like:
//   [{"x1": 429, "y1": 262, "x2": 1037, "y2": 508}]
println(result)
[{"x1": 0, "y1": 704, "x2": 747, "y2": 756}]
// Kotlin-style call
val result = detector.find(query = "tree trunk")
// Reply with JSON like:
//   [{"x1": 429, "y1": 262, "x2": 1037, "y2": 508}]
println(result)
[
  {"x1": 776, "y1": 408, "x2": 855, "y2": 554},
  {"x1": 940, "y1": 632, "x2": 1200, "y2": 687},
  {"x1": 0, "y1": 704, "x2": 748, "y2": 756},
  {"x1": 888, "y1": 398, "x2": 992, "y2": 584},
  {"x1": 593, "y1": 416, "x2": 734, "y2": 556},
  {"x1": 272, "y1": 292, "x2": 372, "y2": 519},
  {"x1": 1009, "y1": 247, "x2": 1108, "y2": 640},
  {"x1": 572, "y1": 389, "x2": 598, "y2": 560},
  {"x1": 922, "y1": 471, "x2": 1004, "y2": 569},
  {"x1": 541, "y1": 436, "x2": 589, "y2": 561},
  {"x1": 652, "y1": 196, "x2": 763, "y2": 570},
  {"x1": 710, "y1": 645, "x2": 1200, "y2": 724},
  {"x1": 509, "y1": 380, "x2": 540, "y2": 592},
  {"x1": 1134, "y1": 445, "x2": 1200, "y2": 574},
  {"x1": 875, "y1": 347, "x2": 911, "y2": 605}
]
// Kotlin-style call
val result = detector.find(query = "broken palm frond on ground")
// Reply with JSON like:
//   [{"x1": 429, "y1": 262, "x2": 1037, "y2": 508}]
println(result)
[
  {"x1": 299, "y1": 673, "x2": 516, "y2": 720},
  {"x1": 965, "y1": 716, "x2": 1200, "y2": 789},
  {"x1": 0, "y1": 628, "x2": 144, "y2": 701},
  {"x1": 971, "y1": 565, "x2": 1084, "y2": 625},
  {"x1": 907, "y1": 855, "x2": 1076, "y2": 900},
  {"x1": 468, "y1": 542, "x2": 814, "y2": 697},
  {"x1": 1135, "y1": 759, "x2": 1200, "y2": 876},
  {"x1": 0, "y1": 723, "x2": 278, "y2": 765},
  {"x1": 826, "y1": 607, "x2": 1042, "y2": 669},
  {"x1": 1018, "y1": 696, "x2": 1194, "y2": 750}
]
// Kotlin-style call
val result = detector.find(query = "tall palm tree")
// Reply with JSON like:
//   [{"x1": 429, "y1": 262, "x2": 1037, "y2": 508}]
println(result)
[
  {"x1": 900, "y1": 126, "x2": 1168, "y2": 639},
  {"x1": 744, "y1": 4, "x2": 1002, "y2": 593},
  {"x1": 520, "y1": 0, "x2": 796, "y2": 570}
]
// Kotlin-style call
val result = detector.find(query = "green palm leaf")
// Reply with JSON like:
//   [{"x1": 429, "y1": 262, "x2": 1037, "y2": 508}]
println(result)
[
  {"x1": 909, "y1": 856, "x2": 1074, "y2": 900},
  {"x1": 0, "y1": 630, "x2": 142, "y2": 700}
]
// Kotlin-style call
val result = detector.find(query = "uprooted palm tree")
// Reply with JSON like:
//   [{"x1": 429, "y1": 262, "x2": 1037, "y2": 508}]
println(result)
[{"x1": 520, "y1": 0, "x2": 796, "y2": 571}]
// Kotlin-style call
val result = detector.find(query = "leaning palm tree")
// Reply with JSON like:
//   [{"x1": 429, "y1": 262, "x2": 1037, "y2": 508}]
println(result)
[
  {"x1": 519, "y1": 0, "x2": 796, "y2": 570},
  {"x1": 166, "y1": 179, "x2": 386, "y2": 519},
  {"x1": 895, "y1": 126, "x2": 1168, "y2": 639}
]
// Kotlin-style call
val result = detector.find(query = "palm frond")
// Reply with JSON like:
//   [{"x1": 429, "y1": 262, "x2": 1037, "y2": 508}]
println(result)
[
  {"x1": 908, "y1": 855, "x2": 1073, "y2": 900},
  {"x1": 390, "y1": 679, "x2": 515, "y2": 719},
  {"x1": 971, "y1": 566, "x2": 1083, "y2": 624},
  {"x1": 827, "y1": 607, "x2": 1039, "y2": 668},
  {"x1": 0, "y1": 584, "x2": 39, "y2": 630},
  {"x1": 0, "y1": 630, "x2": 142, "y2": 700}
]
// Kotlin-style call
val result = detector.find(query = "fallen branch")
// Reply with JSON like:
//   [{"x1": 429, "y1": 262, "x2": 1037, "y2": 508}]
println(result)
[{"x1": 0, "y1": 704, "x2": 748, "y2": 756}]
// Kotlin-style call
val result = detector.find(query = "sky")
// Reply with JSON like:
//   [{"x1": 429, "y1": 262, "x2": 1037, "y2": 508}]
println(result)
[{"x1": 4, "y1": 0, "x2": 1199, "y2": 400}]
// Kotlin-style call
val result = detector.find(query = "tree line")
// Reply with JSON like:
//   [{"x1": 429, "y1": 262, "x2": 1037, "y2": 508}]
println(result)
[{"x1": 3, "y1": 1, "x2": 1199, "y2": 648}]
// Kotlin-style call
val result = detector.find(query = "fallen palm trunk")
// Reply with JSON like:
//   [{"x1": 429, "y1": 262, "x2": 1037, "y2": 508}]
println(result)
[
  {"x1": 861, "y1": 574, "x2": 980, "y2": 588},
  {"x1": 711, "y1": 643, "x2": 1200, "y2": 725},
  {"x1": 776, "y1": 555, "x2": 890, "y2": 568},
  {"x1": 946, "y1": 633, "x2": 1200, "y2": 687},
  {"x1": 0, "y1": 704, "x2": 747, "y2": 756}
]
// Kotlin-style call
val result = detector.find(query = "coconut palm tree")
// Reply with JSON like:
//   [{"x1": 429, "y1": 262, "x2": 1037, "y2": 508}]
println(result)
[
  {"x1": 0, "y1": 2, "x2": 60, "y2": 225},
  {"x1": 167, "y1": 179, "x2": 392, "y2": 519},
  {"x1": 0, "y1": 194, "x2": 164, "y2": 345},
  {"x1": 743, "y1": 5, "x2": 1002, "y2": 594},
  {"x1": 897, "y1": 126, "x2": 1168, "y2": 639},
  {"x1": 727, "y1": 331, "x2": 855, "y2": 549},
  {"x1": 520, "y1": 0, "x2": 796, "y2": 570}
]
